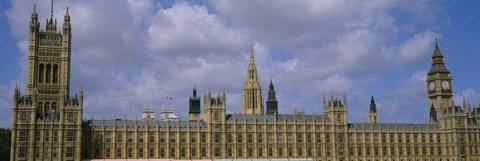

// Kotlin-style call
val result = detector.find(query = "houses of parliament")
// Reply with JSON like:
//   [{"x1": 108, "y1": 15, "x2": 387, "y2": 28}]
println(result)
[{"x1": 9, "y1": 2, "x2": 480, "y2": 161}]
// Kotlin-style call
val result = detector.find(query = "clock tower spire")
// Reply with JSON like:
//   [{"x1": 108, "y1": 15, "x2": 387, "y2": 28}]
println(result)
[{"x1": 426, "y1": 38, "x2": 454, "y2": 116}]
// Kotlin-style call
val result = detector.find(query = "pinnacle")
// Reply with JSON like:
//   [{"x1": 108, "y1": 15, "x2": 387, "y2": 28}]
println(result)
[{"x1": 433, "y1": 38, "x2": 443, "y2": 57}]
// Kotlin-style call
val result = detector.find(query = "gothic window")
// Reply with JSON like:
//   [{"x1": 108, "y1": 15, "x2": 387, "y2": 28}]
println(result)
[
  {"x1": 139, "y1": 148, "x2": 144, "y2": 157},
  {"x1": 20, "y1": 112, "x2": 28, "y2": 121},
  {"x1": 180, "y1": 148, "x2": 185, "y2": 157},
  {"x1": 46, "y1": 64, "x2": 51, "y2": 83},
  {"x1": 66, "y1": 147, "x2": 74, "y2": 157},
  {"x1": 214, "y1": 148, "x2": 221, "y2": 157},
  {"x1": 138, "y1": 132, "x2": 144, "y2": 143},
  {"x1": 226, "y1": 133, "x2": 232, "y2": 143},
  {"x1": 51, "y1": 102, "x2": 57, "y2": 113},
  {"x1": 116, "y1": 148, "x2": 122, "y2": 158},
  {"x1": 287, "y1": 133, "x2": 294, "y2": 143},
  {"x1": 19, "y1": 129, "x2": 28, "y2": 141},
  {"x1": 117, "y1": 133, "x2": 123, "y2": 143},
  {"x1": 247, "y1": 133, "x2": 253, "y2": 143},
  {"x1": 66, "y1": 131, "x2": 75, "y2": 141},
  {"x1": 237, "y1": 133, "x2": 243, "y2": 143},
  {"x1": 38, "y1": 102, "x2": 43, "y2": 113},
  {"x1": 227, "y1": 148, "x2": 232, "y2": 157},
  {"x1": 170, "y1": 148, "x2": 176, "y2": 157},
  {"x1": 237, "y1": 148, "x2": 243, "y2": 157},
  {"x1": 45, "y1": 131, "x2": 49, "y2": 141},
  {"x1": 297, "y1": 133, "x2": 303, "y2": 142},
  {"x1": 105, "y1": 132, "x2": 112, "y2": 143},
  {"x1": 149, "y1": 132, "x2": 155, "y2": 143},
  {"x1": 170, "y1": 132, "x2": 176, "y2": 143},
  {"x1": 53, "y1": 64, "x2": 58, "y2": 84},
  {"x1": 267, "y1": 133, "x2": 273, "y2": 143},
  {"x1": 191, "y1": 133, "x2": 196, "y2": 143},
  {"x1": 67, "y1": 113, "x2": 74, "y2": 121},
  {"x1": 277, "y1": 133, "x2": 283, "y2": 143},
  {"x1": 149, "y1": 148, "x2": 154, "y2": 157},
  {"x1": 39, "y1": 64, "x2": 44, "y2": 83},
  {"x1": 180, "y1": 132, "x2": 186, "y2": 143},
  {"x1": 191, "y1": 148, "x2": 196, "y2": 157},
  {"x1": 159, "y1": 132, "x2": 165, "y2": 143},
  {"x1": 19, "y1": 147, "x2": 27, "y2": 157},
  {"x1": 127, "y1": 132, "x2": 133, "y2": 143},
  {"x1": 128, "y1": 148, "x2": 133, "y2": 158},
  {"x1": 53, "y1": 130, "x2": 58, "y2": 141},
  {"x1": 214, "y1": 133, "x2": 220, "y2": 143},
  {"x1": 214, "y1": 112, "x2": 219, "y2": 121},
  {"x1": 45, "y1": 102, "x2": 50, "y2": 113},
  {"x1": 105, "y1": 148, "x2": 111, "y2": 158},
  {"x1": 199, "y1": 148, "x2": 206, "y2": 157},
  {"x1": 257, "y1": 133, "x2": 263, "y2": 143}
]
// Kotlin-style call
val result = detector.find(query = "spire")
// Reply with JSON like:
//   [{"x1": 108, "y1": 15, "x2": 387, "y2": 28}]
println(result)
[
  {"x1": 65, "y1": 6, "x2": 70, "y2": 18},
  {"x1": 269, "y1": 80, "x2": 274, "y2": 90},
  {"x1": 433, "y1": 38, "x2": 443, "y2": 57},
  {"x1": 33, "y1": 4, "x2": 37, "y2": 14},
  {"x1": 429, "y1": 38, "x2": 449, "y2": 74},
  {"x1": 51, "y1": 0, "x2": 54, "y2": 15},
  {"x1": 193, "y1": 84, "x2": 197, "y2": 97},
  {"x1": 250, "y1": 44, "x2": 254, "y2": 59},
  {"x1": 370, "y1": 96, "x2": 377, "y2": 113}
]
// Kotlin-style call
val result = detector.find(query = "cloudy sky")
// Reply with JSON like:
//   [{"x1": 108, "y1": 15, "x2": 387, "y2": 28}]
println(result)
[{"x1": 1, "y1": 0, "x2": 480, "y2": 128}]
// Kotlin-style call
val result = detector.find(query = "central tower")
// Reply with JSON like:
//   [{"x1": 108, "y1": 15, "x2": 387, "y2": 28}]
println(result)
[
  {"x1": 242, "y1": 45, "x2": 264, "y2": 114},
  {"x1": 426, "y1": 39, "x2": 454, "y2": 116}
]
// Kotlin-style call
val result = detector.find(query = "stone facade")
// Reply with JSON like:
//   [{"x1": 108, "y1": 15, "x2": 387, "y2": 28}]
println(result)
[
  {"x1": 10, "y1": 2, "x2": 480, "y2": 161},
  {"x1": 10, "y1": 4, "x2": 83, "y2": 161}
]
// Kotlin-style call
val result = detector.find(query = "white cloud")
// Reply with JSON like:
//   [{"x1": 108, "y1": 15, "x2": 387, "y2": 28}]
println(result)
[
  {"x1": 454, "y1": 89, "x2": 480, "y2": 108},
  {"x1": 379, "y1": 71, "x2": 429, "y2": 122},
  {"x1": 2, "y1": 0, "x2": 471, "y2": 127}
]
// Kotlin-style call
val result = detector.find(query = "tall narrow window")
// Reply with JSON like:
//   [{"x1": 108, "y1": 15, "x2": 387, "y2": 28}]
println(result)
[
  {"x1": 38, "y1": 102, "x2": 43, "y2": 114},
  {"x1": 39, "y1": 64, "x2": 44, "y2": 83},
  {"x1": 53, "y1": 64, "x2": 58, "y2": 84},
  {"x1": 46, "y1": 64, "x2": 51, "y2": 83},
  {"x1": 51, "y1": 102, "x2": 57, "y2": 113},
  {"x1": 45, "y1": 102, "x2": 50, "y2": 113}
]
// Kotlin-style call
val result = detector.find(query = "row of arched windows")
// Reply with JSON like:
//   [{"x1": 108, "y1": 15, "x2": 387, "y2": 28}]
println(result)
[
  {"x1": 38, "y1": 64, "x2": 59, "y2": 84},
  {"x1": 38, "y1": 102, "x2": 58, "y2": 113}
]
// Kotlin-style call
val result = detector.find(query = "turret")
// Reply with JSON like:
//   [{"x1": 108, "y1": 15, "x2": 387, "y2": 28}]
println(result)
[
  {"x1": 203, "y1": 89, "x2": 226, "y2": 125},
  {"x1": 266, "y1": 80, "x2": 278, "y2": 115},
  {"x1": 30, "y1": 5, "x2": 39, "y2": 33},
  {"x1": 63, "y1": 6, "x2": 71, "y2": 37},
  {"x1": 79, "y1": 85, "x2": 84, "y2": 108},
  {"x1": 189, "y1": 85, "x2": 201, "y2": 121},
  {"x1": 323, "y1": 93, "x2": 348, "y2": 125},
  {"x1": 46, "y1": 0, "x2": 57, "y2": 32},
  {"x1": 369, "y1": 96, "x2": 379, "y2": 124},
  {"x1": 13, "y1": 84, "x2": 20, "y2": 106}
]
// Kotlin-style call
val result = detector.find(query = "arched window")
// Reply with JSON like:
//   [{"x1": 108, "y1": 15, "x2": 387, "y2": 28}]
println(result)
[
  {"x1": 214, "y1": 112, "x2": 219, "y2": 121},
  {"x1": 46, "y1": 64, "x2": 51, "y2": 83},
  {"x1": 39, "y1": 64, "x2": 44, "y2": 83},
  {"x1": 52, "y1": 102, "x2": 57, "y2": 113},
  {"x1": 45, "y1": 102, "x2": 50, "y2": 113},
  {"x1": 38, "y1": 102, "x2": 43, "y2": 113},
  {"x1": 53, "y1": 64, "x2": 58, "y2": 84}
]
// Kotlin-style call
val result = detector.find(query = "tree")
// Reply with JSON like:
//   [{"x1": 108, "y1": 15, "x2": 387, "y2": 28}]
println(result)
[{"x1": 0, "y1": 128, "x2": 11, "y2": 161}]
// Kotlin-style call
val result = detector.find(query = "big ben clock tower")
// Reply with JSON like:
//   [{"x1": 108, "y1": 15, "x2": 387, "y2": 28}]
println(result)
[{"x1": 426, "y1": 39, "x2": 454, "y2": 116}]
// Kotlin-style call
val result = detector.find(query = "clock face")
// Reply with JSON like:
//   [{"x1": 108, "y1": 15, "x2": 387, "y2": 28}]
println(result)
[
  {"x1": 428, "y1": 82, "x2": 435, "y2": 91},
  {"x1": 442, "y1": 81, "x2": 450, "y2": 90}
]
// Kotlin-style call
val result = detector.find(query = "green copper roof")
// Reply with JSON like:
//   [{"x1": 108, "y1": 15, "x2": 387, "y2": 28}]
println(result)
[{"x1": 433, "y1": 38, "x2": 443, "y2": 57}]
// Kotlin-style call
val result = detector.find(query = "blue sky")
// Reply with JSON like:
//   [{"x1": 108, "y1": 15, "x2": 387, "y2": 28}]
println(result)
[{"x1": 1, "y1": 0, "x2": 480, "y2": 128}]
